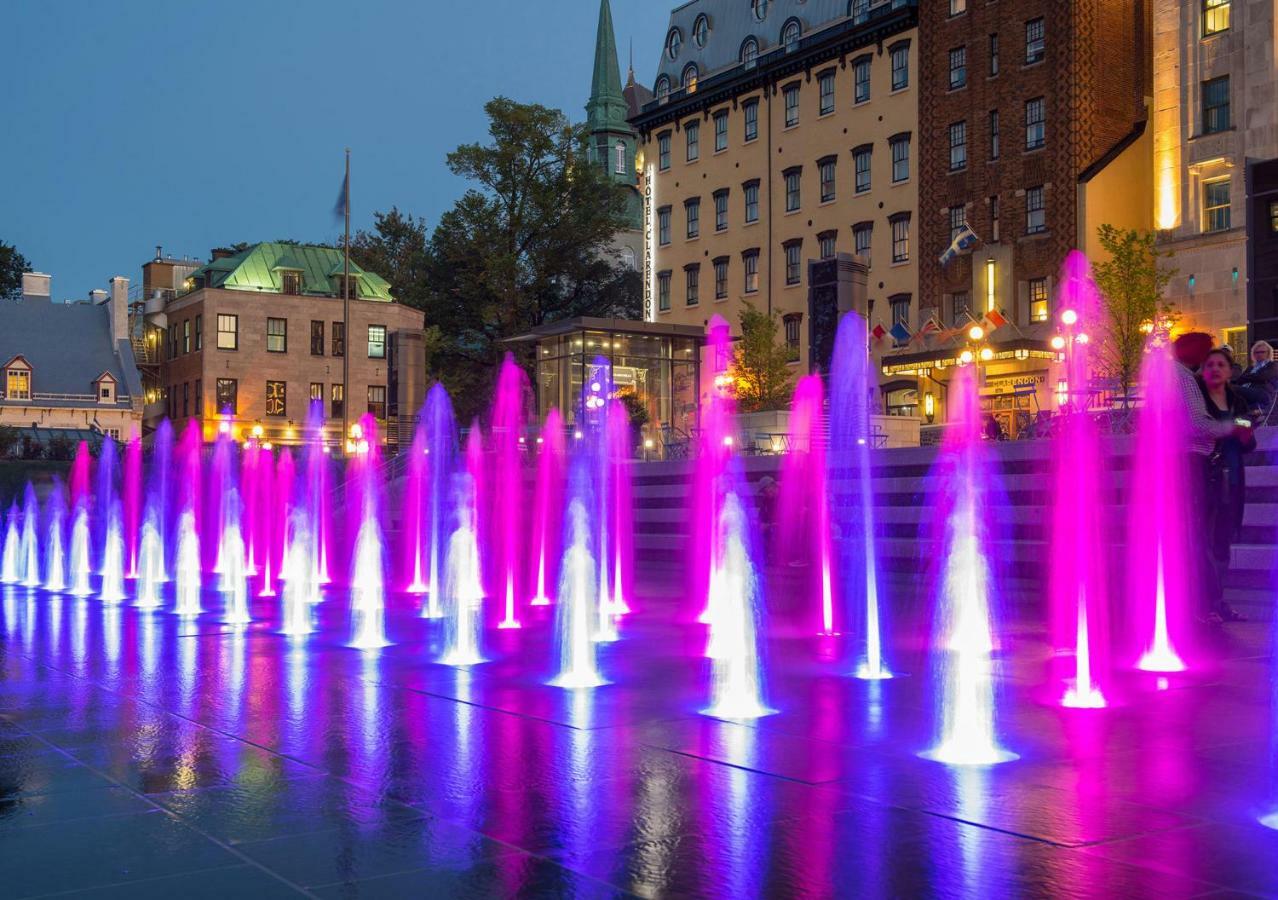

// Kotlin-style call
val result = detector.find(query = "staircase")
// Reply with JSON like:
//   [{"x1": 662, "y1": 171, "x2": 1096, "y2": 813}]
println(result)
[{"x1": 631, "y1": 429, "x2": 1278, "y2": 618}]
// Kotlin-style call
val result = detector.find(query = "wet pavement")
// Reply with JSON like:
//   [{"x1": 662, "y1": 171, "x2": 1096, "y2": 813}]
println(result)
[{"x1": 0, "y1": 581, "x2": 1275, "y2": 899}]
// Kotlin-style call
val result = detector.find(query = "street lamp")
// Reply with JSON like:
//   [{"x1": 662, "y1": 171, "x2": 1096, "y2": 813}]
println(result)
[{"x1": 924, "y1": 392, "x2": 935, "y2": 424}]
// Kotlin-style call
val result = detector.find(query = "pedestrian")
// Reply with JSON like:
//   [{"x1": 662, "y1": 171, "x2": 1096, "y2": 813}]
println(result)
[
  {"x1": 1170, "y1": 333, "x2": 1253, "y2": 625},
  {"x1": 1232, "y1": 340, "x2": 1277, "y2": 416},
  {"x1": 1199, "y1": 347, "x2": 1257, "y2": 622}
]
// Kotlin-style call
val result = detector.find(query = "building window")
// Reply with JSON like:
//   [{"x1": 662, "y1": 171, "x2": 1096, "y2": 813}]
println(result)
[
  {"x1": 686, "y1": 121, "x2": 700, "y2": 161},
  {"x1": 666, "y1": 27, "x2": 682, "y2": 60},
  {"x1": 784, "y1": 167, "x2": 802, "y2": 211},
  {"x1": 682, "y1": 64, "x2": 698, "y2": 92},
  {"x1": 990, "y1": 194, "x2": 1001, "y2": 242},
  {"x1": 5, "y1": 367, "x2": 30, "y2": 400},
  {"x1": 693, "y1": 14, "x2": 709, "y2": 47},
  {"x1": 367, "y1": 324, "x2": 387, "y2": 359},
  {"x1": 685, "y1": 198, "x2": 700, "y2": 238},
  {"x1": 949, "y1": 47, "x2": 967, "y2": 90},
  {"x1": 310, "y1": 320, "x2": 325, "y2": 356},
  {"x1": 949, "y1": 205, "x2": 967, "y2": 242},
  {"x1": 818, "y1": 70, "x2": 835, "y2": 115},
  {"x1": 714, "y1": 111, "x2": 728, "y2": 152},
  {"x1": 281, "y1": 270, "x2": 302, "y2": 295},
  {"x1": 952, "y1": 292, "x2": 971, "y2": 325},
  {"x1": 741, "y1": 37, "x2": 760, "y2": 67},
  {"x1": 1025, "y1": 97, "x2": 1045, "y2": 149},
  {"x1": 685, "y1": 265, "x2": 700, "y2": 306},
  {"x1": 784, "y1": 240, "x2": 802, "y2": 285},
  {"x1": 818, "y1": 231, "x2": 837, "y2": 259},
  {"x1": 890, "y1": 215, "x2": 910, "y2": 263},
  {"x1": 950, "y1": 0, "x2": 967, "y2": 14},
  {"x1": 989, "y1": 110, "x2": 1000, "y2": 160},
  {"x1": 1026, "y1": 185, "x2": 1046, "y2": 233},
  {"x1": 194, "y1": 315, "x2": 202, "y2": 350},
  {"x1": 331, "y1": 383, "x2": 345, "y2": 419},
  {"x1": 783, "y1": 314, "x2": 801, "y2": 362},
  {"x1": 744, "y1": 180, "x2": 760, "y2": 223},
  {"x1": 655, "y1": 76, "x2": 671, "y2": 101},
  {"x1": 890, "y1": 44, "x2": 909, "y2": 90},
  {"x1": 854, "y1": 57, "x2": 871, "y2": 103},
  {"x1": 1203, "y1": 0, "x2": 1230, "y2": 36},
  {"x1": 182, "y1": 319, "x2": 191, "y2": 354},
  {"x1": 168, "y1": 324, "x2": 176, "y2": 359},
  {"x1": 331, "y1": 321, "x2": 345, "y2": 357},
  {"x1": 819, "y1": 157, "x2": 836, "y2": 203},
  {"x1": 949, "y1": 121, "x2": 967, "y2": 170},
  {"x1": 1202, "y1": 76, "x2": 1230, "y2": 134},
  {"x1": 743, "y1": 249, "x2": 760, "y2": 293},
  {"x1": 1204, "y1": 178, "x2": 1231, "y2": 232},
  {"x1": 890, "y1": 296, "x2": 910, "y2": 343},
  {"x1": 714, "y1": 257, "x2": 729, "y2": 299},
  {"x1": 215, "y1": 378, "x2": 237, "y2": 415},
  {"x1": 853, "y1": 222, "x2": 872, "y2": 263},
  {"x1": 714, "y1": 190, "x2": 729, "y2": 232},
  {"x1": 182, "y1": 382, "x2": 189, "y2": 417},
  {"x1": 216, "y1": 313, "x2": 238, "y2": 350},
  {"x1": 744, "y1": 99, "x2": 759, "y2": 141},
  {"x1": 335, "y1": 275, "x2": 359, "y2": 300},
  {"x1": 783, "y1": 84, "x2": 800, "y2": 128},
  {"x1": 782, "y1": 19, "x2": 801, "y2": 52},
  {"x1": 1270, "y1": 200, "x2": 1278, "y2": 232},
  {"x1": 368, "y1": 385, "x2": 386, "y2": 420},
  {"x1": 266, "y1": 317, "x2": 287, "y2": 353},
  {"x1": 309, "y1": 382, "x2": 323, "y2": 412},
  {"x1": 658, "y1": 271, "x2": 672, "y2": 311},
  {"x1": 989, "y1": 33, "x2": 999, "y2": 76},
  {"x1": 890, "y1": 135, "x2": 910, "y2": 182},
  {"x1": 658, "y1": 132, "x2": 671, "y2": 170},
  {"x1": 1029, "y1": 278, "x2": 1049, "y2": 321},
  {"x1": 854, "y1": 146, "x2": 872, "y2": 193},
  {"x1": 658, "y1": 206, "x2": 671, "y2": 245},
  {"x1": 266, "y1": 381, "x2": 286, "y2": 417},
  {"x1": 752, "y1": 0, "x2": 768, "y2": 21},
  {"x1": 1026, "y1": 18, "x2": 1045, "y2": 64}
]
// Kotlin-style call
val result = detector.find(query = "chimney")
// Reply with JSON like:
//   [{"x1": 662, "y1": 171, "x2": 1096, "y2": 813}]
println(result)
[
  {"x1": 109, "y1": 277, "x2": 130, "y2": 343},
  {"x1": 210, "y1": 247, "x2": 237, "y2": 261},
  {"x1": 21, "y1": 272, "x2": 51, "y2": 301},
  {"x1": 90, "y1": 289, "x2": 108, "y2": 304}
]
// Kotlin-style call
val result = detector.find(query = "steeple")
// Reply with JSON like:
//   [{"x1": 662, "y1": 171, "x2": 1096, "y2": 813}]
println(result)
[{"x1": 586, "y1": 0, "x2": 630, "y2": 136}]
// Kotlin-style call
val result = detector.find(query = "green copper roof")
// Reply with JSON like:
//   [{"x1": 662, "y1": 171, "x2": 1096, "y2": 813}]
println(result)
[
  {"x1": 586, "y1": 0, "x2": 631, "y2": 136},
  {"x1": 188, "y1": 242, "x2": 392, "y2": 301}
]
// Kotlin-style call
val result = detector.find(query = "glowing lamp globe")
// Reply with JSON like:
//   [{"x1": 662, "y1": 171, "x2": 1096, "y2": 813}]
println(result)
[
  {"x1": 1051, "y1": 335, "x2": 1066, "y2": 351},
  {"x1": 1061, "y1": 309, "x2": 1078, "y2": 326},
  {"x1": 968, "y1": 325, "x2": 985, "y2": 341},
  {"x1": 959, "y1": 350, "x2": 974, "y2": 365}
]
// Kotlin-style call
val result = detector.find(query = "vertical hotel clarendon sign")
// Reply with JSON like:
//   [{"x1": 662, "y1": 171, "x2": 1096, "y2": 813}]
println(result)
[{"x1": 643, "y1": 163, "x2": 655, "y2": 322}]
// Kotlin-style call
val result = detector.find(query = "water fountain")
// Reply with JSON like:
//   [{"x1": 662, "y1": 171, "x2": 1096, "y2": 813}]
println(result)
[
  {"x1": 778, "y1": 375, "x2": 834, "y2": 634},
  {"x1": 1050, "y1": 253, "x2": 1110, "y2": 709},
  {"x1": 348, "y1": 416, "x2": 390, "y2": 650},
  {"x1": 280, "y1": 511, "x2": 316, "y2": 636},
  {"x1": 702, "y1": 491, "x2": 773, "y2": 720},
  {"x1": 219, "y1": 488, "x2": 251, "y2": 626},
  {"x1": 402, "y1": 412, "x2": 430, "y2": 595},
  {"x1": 67, "y1": 501, "x2": 93, "y2": 598},
  {"x1": 123, "y1": 430, "x2": 142, "y2": 578},
  {"x1": 303, "y1": 401, "x2": 332, "y2": 587},
  {"x1": 135, "y1": 510, "x2": 163, "y2": 609},
  {"x1": 1, "y1": 503, "x2": 19, "y2": 584},
  {"x1": 530, "y1": 408, "x2": 566, "y2": 606},
  {"x1": 19, "y1": 484, "x2": 40, "y2": 589},
  {"x1": 173, "y1": 508, "x2": 202, "y2": 616},
  {"x1": 549, "y1": 458, "x2": 606, "y2": 689},
  {"x1": 412, "y1": 385, "x2": 458, "y2": 617},
  {"x1": 43, "y1": 480, "x2": 67, "y2": 593},
  {"x1": 98, "y1": 500, "x2": 127, "y2": 604},
  {"x1": 692, "y1": 317, "x2": 736, "y2": 630},
  {"x1": 440, "y1": 469, "x2": 486, "y2": 667},
  {"x1": 254, "y1": 446, "x2": 278, "y2": 598},
  {"x1": 491, "y1": 354, "x2": 530, "y2": 629},
  {"x1": 146, "y1": 420, "x2": 173, "y2": 582},
  {"x1": 1128, "y1": 340, "x2": 1194, "y2": 672},
  {"x1": 606, "y1": 400, "x2": 634, "y2": 618},
  {"x1": 829, "y1": 312, "x2": 891, "y2": 679},
  {"x1": 921, "y1": 365, "x2": 1016, "y2": 766}
]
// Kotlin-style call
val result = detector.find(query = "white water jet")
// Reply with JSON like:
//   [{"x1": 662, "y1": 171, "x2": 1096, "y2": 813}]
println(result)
[
  {"x1": 67, "y1": 505, "x2": 93, "y2": 598},
  {"x1": 549, "y1": 498, "x2": 606, "y2": 688},
  {"x1": 440, "y1": 478, "x2": 485, "y2": 666},
  {"x1": 348, "y1": 505, "x2": 389, "y2": 650},
  {"x1": 173, "y1": 509, "x2": 202, "y2": 617},
  {"x1": 702, "y1": 493, "x2": 773, "y2": 719},
  {"x1": 219, "y1": 520, "x2": 251, "y2": 625},
  {"x1": 98, "y1": 503, "x2": 127, "y2": 604},
  {"x1": 280, "y1": 515, "x2": 316, "y2": 636},
  {"x1": 44, "y1": 503, "x2": 66, "y2": 593},
  {"x1": 19, "y1": 490, "x2": 40, "y2": 589},
  {"x1": 135, "y1": 514, "x2": 163, "y2": 609},
  {"x1": 1, "y1": 506, "x2": 20, "y2": 584}
]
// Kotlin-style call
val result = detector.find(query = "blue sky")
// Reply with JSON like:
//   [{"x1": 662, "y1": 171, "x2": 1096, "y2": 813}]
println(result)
[{"x1": 3, "y1": 0, "x2": 665, "y2": 300}]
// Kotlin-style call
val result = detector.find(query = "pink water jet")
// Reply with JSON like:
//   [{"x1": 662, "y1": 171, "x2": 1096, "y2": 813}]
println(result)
[
  {"x1": 691, "y1": 316, "x2": 737, "y2": 628},
  {"x1": 402, "y1": 415, "x2": 430, "y2": 594},
  {"x1": 490, "y1": 355, "x2": 530, "y2": 629},
  {"x1": 778, "y1": 375, "x2": 834, "y2": 634},
  {"x1": 530, "y1": 409, "x2": 566, "y2": 606},
  {"x1": 606, "y1": 400, "x2": 634, "y2": 617},
  {"x1": 123, "y1": 430, "x2": 142, "y2": 578}
]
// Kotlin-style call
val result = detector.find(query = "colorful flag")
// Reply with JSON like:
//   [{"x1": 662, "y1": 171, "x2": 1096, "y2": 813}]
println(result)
[
  {"x1": 333, "y1": 171, "x2": 349, "y2": 222},
  {"x1": 889, "y1": 321, "x2": 912, "y2": 343},
  {"x1": 871, "y1": 323, "x2": 888, "y2": 344},
  {"x1": 982, "y1": 308, "x2": 1009, "y2": 331},
  {"x1": 910, "y1": 317, "x2": 940, "y2": 345},
  {"x1": 938, "y1": 222, "x2": 980, "y2": 266}
]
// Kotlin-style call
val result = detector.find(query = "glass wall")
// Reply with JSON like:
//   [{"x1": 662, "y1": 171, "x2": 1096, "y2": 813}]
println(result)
[{"x1": 535, "y1": 327, "x2": 700, "y2": 457}]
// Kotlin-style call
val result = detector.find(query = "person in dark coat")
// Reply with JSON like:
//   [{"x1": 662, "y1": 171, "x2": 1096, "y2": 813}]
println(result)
[{"x1": 1232, "y1": 340, "x2": 1277, "y2": 416}]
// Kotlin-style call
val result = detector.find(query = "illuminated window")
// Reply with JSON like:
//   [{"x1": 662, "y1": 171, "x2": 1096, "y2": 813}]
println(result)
[
  {"x1": 330, "y1": 383, "x2": 344, "y2": 419},
  {"x1": 1026, "y1": 186, "x2": 1046, "y2": 234},
  {"x1": 950, "y1": 0, "x2": 967, "y2": 14},
  {"x1": 367, "y1": 324, "x2": 387, "y2": 359},
  {"x1": 1202, "y1": 76, "x2": 1230, "y2": 134},
  {"x1": 854, "y1": 57, "x2": 871, "y2": 103},
  {"x1": 309, "y1": 382, "x2": 323, "y2": 410},
  {"x1": 949, "y1": 47, "x2": 967, "y2": 89},
  {"x1": 266, "y1": 317, "x2": 287, "y2": 353},
  {"x1": 183, "y1": 319, "x2": 190, "y2": 354},
  {"x1": 949, "y1": 121, "x2": 967, "y2": 170},
  {"x1": 784, "y1": 240, "x2": 802, "y2": 285},
  {"x1": 215, "y1": 378, "x2": 237, "y2": 415},
  {"x1": 1025, "y1": 97, "x2": 1045, "y2": 149},
  {"x1": 1270, "y1": 200, "x2": 1278, "y2": 232},
  {"x1": 216, "y1": 313, "x2": 238, "y2": 350},
  {"x1": 266, "y1": 380, "x2": 286, "y2": 417},
  {"x1": 783, "y1": 84, "x2": 800, "y2": 127},
  {"x1": 5, "y1": 367, "x2": 30, "y2": 400},
  {"x1": 1029, "y1": 278, "x2": 1049, "y2": 322},
  {"x1": 1204, "y1": 179, "x2": 1231, "y2": 232},
  {"x1": 1203, "y1": 0, "x2": 1230, "y2": 36},
  {"x1": 743, "y1": 249, "x2": 760, "y2": 293},
  {"x1": 1026, "y1": 18, "x2": 1045, "y2": 64},
  {"x1": 367, "y1": 385, "x2": 386, "y2": 420},
  {"x1": 682, "y1": 64, "x2": 698, "y2": 92}
]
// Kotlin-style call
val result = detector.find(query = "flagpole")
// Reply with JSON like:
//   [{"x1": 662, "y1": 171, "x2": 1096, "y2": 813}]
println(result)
[{"x1": 342, "y1": 148, "x2": 351, "y2": 453}]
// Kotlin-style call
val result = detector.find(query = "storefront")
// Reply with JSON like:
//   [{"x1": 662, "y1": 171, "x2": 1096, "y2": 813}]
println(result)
[{"x1": 506, "y1": 317, "x2": 704, "y2": 457}]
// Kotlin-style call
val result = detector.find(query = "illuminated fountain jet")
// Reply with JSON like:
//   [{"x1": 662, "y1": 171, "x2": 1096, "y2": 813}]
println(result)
[
  {"x1": 43, "y1": 482, "x2": 67, "y2": 593},
  {"x1": 280, "y1": 513, "x2": 316, "y2": 636},
  {"x1": 549, "y1": 491, "x2": 606, "y2": 689},
  {"x1": 98, "y1": 501, "x2": 127, "y2": 604},
  {"x1": 173, "y1": 509, "x2": 202, "y2": 617},
  {"x1": 67, "y1": 503, "x2": 93, "y2": 598},
  {"x1": 19, "y1": 484, "x2": 40, "y2": 588},
  {"x1": 135, "y1": 511, "x2": 164, "y2": 610},
  {"x1": 440, "y1": 473, "x2": 486, "y2": 667}
]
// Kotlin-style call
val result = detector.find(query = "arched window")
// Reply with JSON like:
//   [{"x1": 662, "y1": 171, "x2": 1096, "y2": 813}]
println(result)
[
  {"x1": 621, "y1": 247, "x2": 637, "y2": 271},
  {"x1": 693, "y1": 14, "x2": 710, "y2": 47},
  {"x1": 666, "y1": 28, "x2": 682, "y2": 60},
  {"x1": 681, "y1": 64, "x2": 699, "y2": 93},
  {"x1": 781, "y1": 18, "x2": 801, "y2": 51},
  {"x1": 752, "y1": 0, "x2": 769, "y2": 22},
  {"x1": 740, "y1": 37, "x2": 760, "y2": 67},
  {"x1": 655, "y1": 75, "x2": 671, "y2": 100},
  {"x1": 614, "y1": 141, "x2": 627, "y2": 175}
]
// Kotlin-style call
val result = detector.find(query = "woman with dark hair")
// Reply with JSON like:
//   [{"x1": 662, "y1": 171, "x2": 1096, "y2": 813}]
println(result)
[{"x1": 1199, "y1": 348, "x2": 1257, "y2": 622}]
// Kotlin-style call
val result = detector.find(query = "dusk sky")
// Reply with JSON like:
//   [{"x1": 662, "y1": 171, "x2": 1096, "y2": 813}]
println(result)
[{"x1": 4, "y1": 0, "x2": 666, "y2": 300}]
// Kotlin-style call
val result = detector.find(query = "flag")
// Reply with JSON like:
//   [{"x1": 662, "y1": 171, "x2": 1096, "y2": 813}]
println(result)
[
  {"x1": 333, "y1": 171, "x2": 349, "y2": 222},
  {"x1": 910, "y1": 316, "x2": 940, "y2": 345},
  {"x1": 982, "y1": 308, "x2": 1009, "y2": 331},
  {"x1": 938, "y1": 222, "x2": 980, "y2": 266},
  {"x1": 871, "y1": 323, "x2": 888, "y2": 344},
  {"x1": 889, "y1": 321, "x2": 912, "y2": 344}
]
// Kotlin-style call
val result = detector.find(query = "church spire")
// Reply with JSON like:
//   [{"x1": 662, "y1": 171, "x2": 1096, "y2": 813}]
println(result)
[{"x1": 586, "y1": 0, "x2": 629, "y2": 136}]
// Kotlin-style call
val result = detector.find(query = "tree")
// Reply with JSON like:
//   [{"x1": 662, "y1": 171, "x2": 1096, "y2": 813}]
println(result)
[
  {"x1": 420, "y1": 97, "x2": 640, "y2": 419},
  {"x1": 730, "y1": 302, "x2": 795, "y2": 413},
  {"x1": 1092, "y1": 225, "x2": 1177, "y2": 402},
  {"x1": 1, "y1": 241, "x2": 32, "y2": 300}
]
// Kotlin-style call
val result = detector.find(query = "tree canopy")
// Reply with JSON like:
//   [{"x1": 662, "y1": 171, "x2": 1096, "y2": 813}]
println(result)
[
  {"x1": 1, "y1": 240, "x2": 32, "y2": 300},
  {"x1": 730, "y1": 302, "x2": 795, "y2": 413},
  {"x1": 1092, "y1": 225, "x2": 1177, "y2": 401}
]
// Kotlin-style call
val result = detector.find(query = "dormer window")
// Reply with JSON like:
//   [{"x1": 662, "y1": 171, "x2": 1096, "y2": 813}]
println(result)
[
  {"x1": 94, "y1": 371, "x2": 117, "y2": 404},
  {"x1": 333, "y1": 275, "x2": 359, "y2": 299},
  {"x1": 614, "y1": 141, "x2": 627, "y2": 175},
  {"x1": 5, "y1": 359, "x2": 31, "y2": 400},
  {"x1": 281, "y1": 270, "x2": 302, "y2": 295}
]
